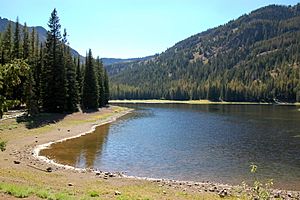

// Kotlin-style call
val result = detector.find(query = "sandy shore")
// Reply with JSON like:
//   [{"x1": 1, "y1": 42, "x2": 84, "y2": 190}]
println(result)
[{"x1": 1, "y1": 105, "x2": 300, "y2": 199}]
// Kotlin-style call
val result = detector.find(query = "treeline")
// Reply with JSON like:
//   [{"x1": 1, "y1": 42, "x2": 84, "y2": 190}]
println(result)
[
  {"x1": 0, "y1": 9, "x2": 109, "y2": 118},
  {"x1": 109, "y1": 4, "x2": 300, "y2": 103}
]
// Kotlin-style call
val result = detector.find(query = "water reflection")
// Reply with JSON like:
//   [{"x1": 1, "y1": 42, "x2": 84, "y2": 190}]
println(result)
[{"x1": 41, "y1": 124, "x2": 111, "y2": 168}]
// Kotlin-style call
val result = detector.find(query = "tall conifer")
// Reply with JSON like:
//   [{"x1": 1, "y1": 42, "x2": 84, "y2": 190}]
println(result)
[
  {"x1": 103, "y1": 69, "x2": 110, "y2": 105},
  {"x1": 82, "y1": 49, "x2": 99, "y2": 110},
  {"x1": 76, "y1": 56, "x2": 83, "y2": 103},
  {"x1": 63, "y1": 30, "x2": 78, "y2": 112},
  {"x1": 42, "y1": 8, "x2": 66, "y2": 112},
  {"x1": 22, "y1": 23, "x2": 29, "y2": 59},
  {"x1": 96, "y1": 57, "x2": 105, "y2": 107},
  {"x1": 13, "y1": 17, "x2": 20, "y2": 59},
  {"x1": 2, "y1": 22, "x2": 12, "y2": 64}
]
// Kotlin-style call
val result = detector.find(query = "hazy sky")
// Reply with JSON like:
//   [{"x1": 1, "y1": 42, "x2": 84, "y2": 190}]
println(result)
[{"x1": 1, "y1": 0, "x2": 299, "y2": 58}]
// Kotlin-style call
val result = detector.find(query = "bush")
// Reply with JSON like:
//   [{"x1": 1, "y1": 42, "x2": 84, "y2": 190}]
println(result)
[
  {"x1": 248, "y1": 164, "x2": 273, "y2": 200},
  {"x1": 0, "y1": 140, "x2": 7, "y2": 151}
]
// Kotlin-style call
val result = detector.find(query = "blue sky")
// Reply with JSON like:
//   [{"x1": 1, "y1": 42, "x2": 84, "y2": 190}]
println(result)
[{"x1": 1, "y1": 0, "x2": 299, "y2": 58}]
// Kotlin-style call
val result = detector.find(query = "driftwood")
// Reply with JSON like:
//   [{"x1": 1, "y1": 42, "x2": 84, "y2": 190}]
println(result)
[{"x1": 26, "y1": 164, "x2": 52, "y2": 172}]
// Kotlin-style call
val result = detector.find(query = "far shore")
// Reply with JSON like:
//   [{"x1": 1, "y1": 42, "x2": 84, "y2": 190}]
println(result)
[{"x1": 110, "y1": 99, "x2": 300, "y2": 106}]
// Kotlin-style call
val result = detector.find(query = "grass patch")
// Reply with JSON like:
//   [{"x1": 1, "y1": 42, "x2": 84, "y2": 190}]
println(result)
[
  {"x1": 109, "y1": 99, "x2": 273, "y2": 105},
  {"x1": 0, "y1": 121, "x2": 18, "y2": 131},
  {"x1": 35, "y1": 189, "x2": 52, "y2": 199},
  {"x1": 0, "y1": 182, "x2": 33, "y2": 198},
  {"x1": 0, "y1": 182, "x2": 76, "y2": 200},
  {"x1": 52, "y1": 192, "x2": 74, "y2": 200},
  {"x1": 117, "y1": 195, "x2": 151, "y2": 200},
  {"x1": 87, "y1": 190, "x2": 99, "y2": 197}
]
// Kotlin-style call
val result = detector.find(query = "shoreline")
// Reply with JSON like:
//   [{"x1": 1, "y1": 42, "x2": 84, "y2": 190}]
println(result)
[
  {"x1": 32, "y1": 106, "x2": 236, "y2": 196},
  {"x1": 32, "y1": 108, "x2": 133, "y2": 172},
  {"x1": 109, "y1": 99, "x2": 300, "y2": 106},
  {"x1": 1, "y1": 105, "x2": 299, "y2": 199},
  {"x1": 31, "y1": 106, "x2": 300, "y2": 199}
]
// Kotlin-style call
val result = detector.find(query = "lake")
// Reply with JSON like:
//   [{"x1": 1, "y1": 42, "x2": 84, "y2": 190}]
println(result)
[{"x1": 40, "y1": 104, "x2": 300, "y2": 190}]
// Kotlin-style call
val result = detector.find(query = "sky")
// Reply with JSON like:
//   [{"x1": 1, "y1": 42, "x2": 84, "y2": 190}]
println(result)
[{"x1": 1, "y1": 0, "x2": 299, "y2": 58}]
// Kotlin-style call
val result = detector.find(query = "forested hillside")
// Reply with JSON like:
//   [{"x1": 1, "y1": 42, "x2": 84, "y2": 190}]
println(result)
[
  {"x1": 109, "y1": 4, "x2": 300, "y2": 102},
  {"x1": 102, "y1": 55, "x2": 154, "y2": 66}
]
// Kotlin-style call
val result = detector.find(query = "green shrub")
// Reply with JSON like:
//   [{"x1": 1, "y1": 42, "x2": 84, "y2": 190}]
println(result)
[
  {"x1": 248, "y1": 164, "x2": 273, "y2": 200},
  {"x1": 0, "y1": 140, "x2": 7, "y2": 151},
  {"x1": 88, "y1": 190, "x2": 99, "y2": 197}
]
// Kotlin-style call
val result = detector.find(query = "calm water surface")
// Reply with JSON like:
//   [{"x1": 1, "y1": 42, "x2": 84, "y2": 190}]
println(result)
[{"x1": 40, "y1": 104, "x2": 300, "y2": 190}]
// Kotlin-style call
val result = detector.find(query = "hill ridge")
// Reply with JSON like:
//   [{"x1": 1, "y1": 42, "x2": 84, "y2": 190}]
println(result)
[{"x1": 108, "y1": 3, "x2": 300, "y2": 103}]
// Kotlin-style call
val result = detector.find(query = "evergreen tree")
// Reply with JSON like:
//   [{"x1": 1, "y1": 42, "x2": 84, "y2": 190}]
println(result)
[
  {"x1": 42, "y1": 8, "x2": 66, "y2": 112},
  {"x1": 25, "y1": 69, "x2": 39, "y2": 116},
  {"x1": 96, "y1": 57, "x2": 105, "y2": 107},
  {"x1": 103, "y1": 69, "x2": 110, "y2": 105},
  {"x1": 75, "y1": 56, "x2": 83, "y2": 103},
  {"x1": 35, "y1": 42, "x2": 44, "y2": 106},
  {"x1": 30, "y1": 28, "x2": 35, "y2": 59},
  {"x1": 2, "y1": 22, "x2": 12, "y2": 64},
  {"x1": 13, "y1": 17, "x2": 21, "y2": 59},
  {"x1": 82, "y1": 49, "x2": 99, "y2": 110},
  {"x1": 22, "y1": 23, "x2": 30, "y2": 59},
  {"x1": 63, "y1": 30, "x2": 78, "y2": 112}
]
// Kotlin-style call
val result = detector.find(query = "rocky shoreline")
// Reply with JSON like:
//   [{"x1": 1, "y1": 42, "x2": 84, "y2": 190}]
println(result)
[{"x1": 8, "y1": 107, "x2": 300, "y2": 200}]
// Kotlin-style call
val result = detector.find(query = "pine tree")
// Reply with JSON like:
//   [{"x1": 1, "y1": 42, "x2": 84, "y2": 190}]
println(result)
[
  {"x1": 42, "y1": 8, "x2": 66, "y2": 112},
  {"x1": 22, "y1": 23, "x2": 30, "y2": 59},
  {"x1": 13, "y1": 17, "x2": 21, "y2": 59},
  {"x1": 30, "y1": 28, "x2": 35, "y2": 59},
  {"x1": 2, "y1": 22, "x2": 12, "y2": 64},
  {"x1": 103, "y1": 69, "x2": 110, "y2": 105},
  {"x1": 82, "y1": 49, "x2": 99, "y2": 110},
  {"x1": 96, "y1": 57, "x2": 105, "y2": 107},
  {"x1": 63, "y1": 30, "x2": 78, "y2": 112},
  {"x1": 0, "y1": 32, "x2": 2, "y2": 64},
  {"x1": 76, "y1": 56, "x2": 83, "y2": 103},
  {"x1": 35, "y1": 42, "x2": 44, "y2": 106},
  {"x1": 25, "y1": 69, "x2": 39, "y2": 116}
]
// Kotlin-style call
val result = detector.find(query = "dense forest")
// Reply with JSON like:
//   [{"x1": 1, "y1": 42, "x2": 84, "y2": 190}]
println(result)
[
  {"x1": 108, "y1": 4, "x2": 300, "y2": 102},
  {"x1": 0, "y1": 9, "x2": 109, "y2": 118}
]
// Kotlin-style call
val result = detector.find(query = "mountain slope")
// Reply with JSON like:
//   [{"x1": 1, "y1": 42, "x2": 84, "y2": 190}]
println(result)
[
  {"x1": 0, "y1": 17, "x2": 82, "y2": 58},
  {"x1": 102, "y1": 55, "x2": 154, "y2": 66},
  {"x1": 109, "y1": 4, "x2": 300, "y2": 102}
]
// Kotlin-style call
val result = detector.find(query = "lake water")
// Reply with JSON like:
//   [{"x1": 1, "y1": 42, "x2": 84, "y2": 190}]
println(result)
[{"x1": 40, "y1": 104, "x2": 300, "y2": 190}]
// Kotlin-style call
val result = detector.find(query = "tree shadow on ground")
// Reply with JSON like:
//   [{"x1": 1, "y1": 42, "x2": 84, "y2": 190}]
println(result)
[
  {"x1": 16, "y1": 113, "x2": 67, "y2": 129},
  {"x1": 81, "y1": 108, "x2": 100, "y2": 114}
]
